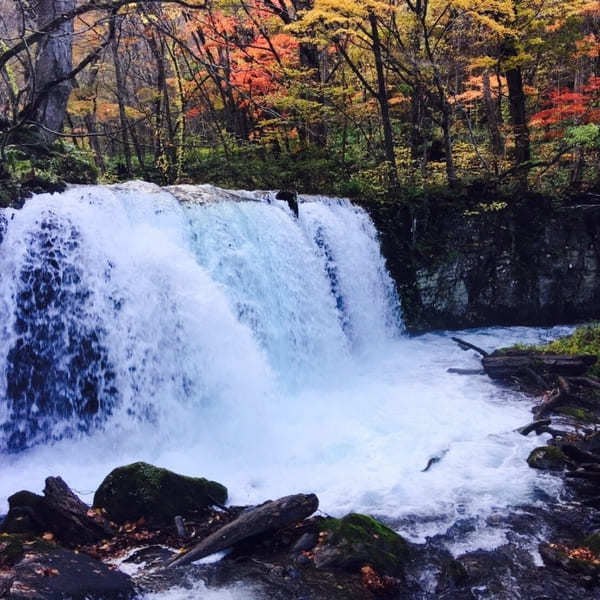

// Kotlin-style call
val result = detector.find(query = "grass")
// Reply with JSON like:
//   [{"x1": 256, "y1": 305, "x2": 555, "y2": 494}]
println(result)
[{"x1": 536, "y1": 324, "x2": 600, "y2": 378}]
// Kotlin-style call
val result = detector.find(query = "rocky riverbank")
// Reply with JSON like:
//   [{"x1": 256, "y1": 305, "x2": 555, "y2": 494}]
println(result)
[{"x1": 2, "y1": 443, "x2": 600, "y2": 598}]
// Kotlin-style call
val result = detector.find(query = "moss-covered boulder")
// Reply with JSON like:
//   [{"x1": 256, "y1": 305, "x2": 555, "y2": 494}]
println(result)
[
  {"x1": 527, "y1": 446, "x2": 566, "y2": 471},
  {"x1": 313, "y1": 513, "x2": 409, "y2": 576},
  {"x1": 93, "y1": 462, "x2": 227, "y2": 524}
]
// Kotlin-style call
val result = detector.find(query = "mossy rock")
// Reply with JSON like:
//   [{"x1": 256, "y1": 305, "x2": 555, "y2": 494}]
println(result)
[
  {"x1": 93, "y1": 462, "x2": 227, "y2": 524},
  {"x1": 314, "y1": 513, "x2": 409, "y2": 576},
  {"x1": 527, "y1": 446, "x2": 566, "y2": 471},
  {"x1": 557, "y1": 406, "x2": 599, "y2": 423}
]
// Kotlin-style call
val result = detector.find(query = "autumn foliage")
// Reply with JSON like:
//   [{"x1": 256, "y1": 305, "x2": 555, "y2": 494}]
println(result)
[{"x1": 1, "y1": 0, "x2": 600, "y2": 197}]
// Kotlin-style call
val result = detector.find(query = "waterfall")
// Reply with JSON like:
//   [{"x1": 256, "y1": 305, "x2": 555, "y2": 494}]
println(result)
[
  {"x1": 0, "y1": 183, "x2": 562, "y2": 541},
  {"x1": 0, "y1": 183, "x2": 400, "y2": 450}
]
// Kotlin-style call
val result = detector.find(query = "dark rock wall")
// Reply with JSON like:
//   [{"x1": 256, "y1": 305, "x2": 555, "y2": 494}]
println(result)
[{"x1": 363, "y1": 200, "x2": 600, "y2": 332}]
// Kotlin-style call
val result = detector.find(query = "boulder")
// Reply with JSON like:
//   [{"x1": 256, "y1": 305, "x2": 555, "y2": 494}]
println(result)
[
  {"x1": 313, "y1": 513, "x2": 409, "y2": 576},
  {"x1": 93, "y1": 462, "x2": 227, "y2": 524},
  {"x1": 0, "y1": 533, "x2": 134, "y2": 599},
  {"x1": 527, "y1": 446, "x2": 566, "y2": 471}
]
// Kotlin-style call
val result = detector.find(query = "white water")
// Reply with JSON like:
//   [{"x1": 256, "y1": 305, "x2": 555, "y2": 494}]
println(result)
[{"x1": 0, "y1": 184, "x2": 564, "y2": 547}]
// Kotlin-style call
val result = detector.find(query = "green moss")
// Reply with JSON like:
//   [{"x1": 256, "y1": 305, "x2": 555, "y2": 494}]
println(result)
[
  {"x1": 513, "y1": 324, "x2": 600, "y2": 378},
  {"x1": 527, "y1": 446, "x2": 566, "y2": 470},
  {"x1": 93, "y1": 462, "x2": 228, "y2": 524},
  {"x1": 320, "y1": 513, "x2": 409, "y2": 575},
  {"x1": 557, "y1": 406, "x2": 598, "y2": 423}
]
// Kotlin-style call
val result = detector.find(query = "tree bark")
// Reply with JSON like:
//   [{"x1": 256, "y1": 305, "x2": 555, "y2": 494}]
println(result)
[
  {"x1": 369, "y1": 12, "x2": 398, "y2": 189},
  {"x1": 506, "y1": 66, "x2": 530, "y2": 188},
  {"x1": 483, "y1": 70, "x2": 504, "y2": 160},
  {"x1": 110, "y1": 25, "x2": 133, "y2": 176},
  {"x1": 168, "y1": 493, "x2": 319, "y2": 568},
  {"x1": 29, "y1": 0, "x2": 76, "y2": 145}
]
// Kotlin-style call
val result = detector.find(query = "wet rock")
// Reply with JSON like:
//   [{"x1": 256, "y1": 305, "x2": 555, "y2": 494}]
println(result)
[
  {"x1": 0, "y1": 535, "x2": 134, "y2": 599},
  {"x1": 1, "y1": 478, "x2": 114, "y2": 547},
  {"x1": 93, "y1": 462, "x2": 228, "y2": 524},
  {"x1": 540, "y1": 541, "x2": 600, "y2": 580},
  {"x1": 313, "y1": 513, "x2": 409, "y2": 576},
  {"x1": 527, "y1": 445, "x2": 567, "y2": 470},
  {"x1": 276, "y1": 190, "x2": 298, "y2": 217},
  {"x1": 291, "y1": 532, "x2": 317, "y2": 553},
  {"x1": 1, "y1": 491, "x2": 46, "y2": 535}
]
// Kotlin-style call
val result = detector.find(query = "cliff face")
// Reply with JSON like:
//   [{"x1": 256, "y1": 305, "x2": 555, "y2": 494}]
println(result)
[{"x1": 364, "y1": 200, "x2": 600, "y2": 332}]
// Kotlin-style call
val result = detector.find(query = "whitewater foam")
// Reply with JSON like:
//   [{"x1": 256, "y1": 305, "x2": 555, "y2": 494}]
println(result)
[{"x1": 0, "y1": 184, "x2": 565, "y2": 547}]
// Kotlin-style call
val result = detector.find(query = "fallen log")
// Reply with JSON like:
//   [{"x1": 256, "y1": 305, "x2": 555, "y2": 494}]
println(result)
[
  {"x1": 168, "y1": 493, "x2": 319, "y2": 568},
  {"x1": 516, "y1": 419, "x2": 552, "y2": 436},
  {"x1": 569, "y1": 376, "x2": 600, "y2": 391},
  {"x1": 451, "y1": 337, "x2": 489, "y2": 357},
  {"x1": 447, "y1": 368, "x2": 485, "y2": 375},
  {"x1": 482, "y1": 354, "x2": 596, "y2": 379}
]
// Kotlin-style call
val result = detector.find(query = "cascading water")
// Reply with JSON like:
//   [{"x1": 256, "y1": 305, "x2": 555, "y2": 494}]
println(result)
[{"x1": 0, "y1": 182, "x2": 563, "y2": 547}]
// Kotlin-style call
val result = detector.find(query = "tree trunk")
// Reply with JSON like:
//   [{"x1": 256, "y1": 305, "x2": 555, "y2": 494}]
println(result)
[
  {"x1": 369, "y1": 12, "x2": 398, "y2": 189},
  {"x1": 110, "y1": 28, "x2": 132, "y2": 177},
  {"x1": 506, "y1": 66, "x2": 530, "y2": 188},
  {"x1": 29, "y1": 0, "x2": 76, "y2": 145},
  {"x1": 483, "y1": 70, "x2": 504, "y2": 160},
  {"x1": 441, "y1": 102, "x2": 457, "y2": 187}
]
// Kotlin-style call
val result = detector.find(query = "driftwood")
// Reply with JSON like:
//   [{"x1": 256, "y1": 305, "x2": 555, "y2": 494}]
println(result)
[
  {"x1": 482, "y1": 354, "x2": 596, "y2": 379},
  {"x1": 422, "y1": 449, "x2": 449, "y2": 472},
  {"x1": 447, "y1": 368, "x2": 485, "y2": 375},
  {"x1": 516, "y1": 419, "x2": 552, "y2": 436},
  {"x1": 451, "y1": 337, "x2": 489, "y2": 357},
  {"x1": 168, "y1": 493, "x2": 319, "y2": 568},
  {"x1": 42, "y1": 476, "x2": 114, "y2": 546}
]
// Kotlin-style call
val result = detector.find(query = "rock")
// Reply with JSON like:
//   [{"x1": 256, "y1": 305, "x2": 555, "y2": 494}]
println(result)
[
  {"x1": 0, "y1": 534, "x2": 134, "y2": 599},
  {"x1": 583, "y1": 533, "x2": 600, "y2": 554},
  {"x1": 169, "y1": 493, "x2": 319, "y2": 568},
  {"x1": 275, "y1": 190, "x2": 298, "y2": 217},
  {"x1": 482, "y1": 353, "x2": 597, "y2": 379},
  {"x1": 313, "y1": 513, "x2": 409, "y2": 576},
  {"x1": 527, "y1": 446, "x2": 567, "y2": 471},
  {"x1": 540, "y1": 542, "x2": 600, "y2": 579},
  {"x1": 1, "y1": 478, "x2": 114, "y2": 547},
  {"x1": 1, "y1": 491, "x2": 46, "y2": 535},
  {"x1": 93, "y1": 462, "x2": 228, "y2": 524},
  {"x1": 291, "y1": 532, "x2": 317, "y2": 553}
]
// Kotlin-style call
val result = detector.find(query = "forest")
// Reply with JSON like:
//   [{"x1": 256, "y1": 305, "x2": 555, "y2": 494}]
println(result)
[{"x1": 1, "y1": 0, "x2": 599, "y2": 201}]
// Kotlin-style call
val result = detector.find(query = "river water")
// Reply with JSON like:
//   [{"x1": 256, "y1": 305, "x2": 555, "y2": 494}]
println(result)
[{"x1": 0, "y1": 183, "x2": 565, "y2": 553}]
